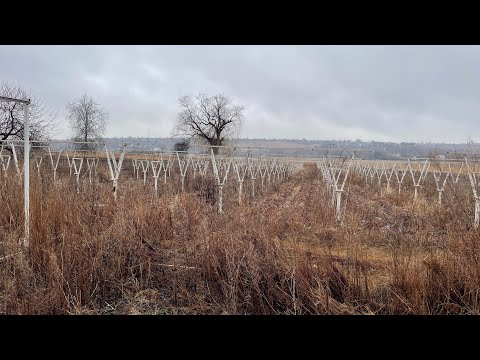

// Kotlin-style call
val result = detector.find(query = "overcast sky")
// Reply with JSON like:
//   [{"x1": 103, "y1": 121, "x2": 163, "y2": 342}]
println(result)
[{"x1": 1, "y1": 45, "x2": 479, "y2": 143}]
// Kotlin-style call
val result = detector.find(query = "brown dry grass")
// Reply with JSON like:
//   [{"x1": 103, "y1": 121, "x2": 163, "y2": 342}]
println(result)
[{"x1": 1, "y1": 159, "x2": 480, "y2": 314}]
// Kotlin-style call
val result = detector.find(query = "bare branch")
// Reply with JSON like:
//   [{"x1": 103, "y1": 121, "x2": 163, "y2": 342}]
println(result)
[{"x1": 1, "y1": 81, "x2": 58, "y2": 141}]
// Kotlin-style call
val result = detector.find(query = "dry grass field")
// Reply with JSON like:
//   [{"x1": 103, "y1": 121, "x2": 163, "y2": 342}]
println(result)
[{"x1": 1, "y1": 155, "x2": 480, "y2": 315}]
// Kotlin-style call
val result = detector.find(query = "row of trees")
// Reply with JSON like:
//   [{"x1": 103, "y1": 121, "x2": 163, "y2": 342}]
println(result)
[{"x1": 1, "y1": 81, "x2": 244, "y2": 151}]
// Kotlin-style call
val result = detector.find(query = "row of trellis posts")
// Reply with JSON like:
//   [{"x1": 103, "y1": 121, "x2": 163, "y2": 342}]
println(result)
[
  {"x1": 1, "y1": 139, "x2": 303, "y2": 248},
  {"x1": 4, "y1": 136, "x2": 480, "y2": 247},
  {"x1": 317, "y1": 156, "x2": 480, "y2": 228}
]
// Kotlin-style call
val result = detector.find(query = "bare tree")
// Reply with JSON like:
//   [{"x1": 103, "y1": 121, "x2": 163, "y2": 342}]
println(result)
[
  {"x1": 67, "y1": 93, "x2": 108, "y2": 150},
  {"x1": 1, "y1": 81, "x2": 57, "y2": 142},
  {"x1": 173, "y1": 93, "x2": 244, "y2": 154}
]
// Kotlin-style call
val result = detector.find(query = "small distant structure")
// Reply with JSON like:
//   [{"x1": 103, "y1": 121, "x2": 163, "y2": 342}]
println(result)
[
  {"x1": 174, "y1": 139, "x2": 190, "y2": 152},
  {"x1": 436, "y1": 155, "x2": 446, "y2": 160}
]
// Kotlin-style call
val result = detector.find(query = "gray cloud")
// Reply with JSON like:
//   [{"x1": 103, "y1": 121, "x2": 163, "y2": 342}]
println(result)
[{"x1": 1, "y1": 45, "x2": 479, "y2": 142}]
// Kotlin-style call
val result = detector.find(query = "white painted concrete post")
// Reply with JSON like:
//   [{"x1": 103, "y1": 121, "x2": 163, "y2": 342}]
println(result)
[
  {"x1": 210, "y1": 147, "x2": 232, "y2": 213},
  {"x1": 72, "y1": 158, "x2": 83, "y2": 194},
  {"x1": 48, "y1": 149, "x2": 62, "y2": 184},
  {"x1": 238, "y1": 180, "x2": 244, "y2": 204},
  {"x1": 336, "y1": 190, "x2": 343, "y2": 221},
  {"x1": 433, "y1": 171, "x2": 449, "y2": 206},
  {"x1": 35, "y1": 156, "x2": 42, "y2": 178},
  {"x1": 151, "y1": 160, "x2": 162, "y2": 197},
  {"x1": 409, "y1": 159, "x2": 429, "y2": 202},
  {"x1": 105, "y1": 144, "x2": 126, "y2": 202},
  {"x1": 24, "y1": 103, "x2": 30, "y2": 246},
  {"x1": 141, "y1": 160, "x2": 149, "y2": 188}
]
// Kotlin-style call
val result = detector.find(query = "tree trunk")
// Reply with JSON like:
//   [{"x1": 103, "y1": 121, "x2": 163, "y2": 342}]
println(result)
[{"x1": 210, "y1": 138, "x2": 221, "y2": 155}]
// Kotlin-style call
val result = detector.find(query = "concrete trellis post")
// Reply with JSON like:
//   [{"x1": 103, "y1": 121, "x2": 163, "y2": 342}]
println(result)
[
  {"x1": 273, "y1": 162, "x2": 280, "y2": 182},
  {"x1": 377, "y1": 163, "x2": 386, "y2": 188},
  {"x1": 281, "y1": 162, "x2": 288, "y2": 180},
  {"x1": 259, "y1": 162, "x2": 267, "y2": 189},
  {"x1": 210, "y1": 147, "x2": 233, "y2": 213},
  {"x1": 72, "y1": 157, "x2": 84, "y2": 194},
  {"x1": 422, "y1": 162, "x2": 430, "y2": 180},
  {"x1": 140, "y1": 160, "x2": 150, "y2": 188},
  {"x1": 233, "y1": 159, "x2": 248, "y2": 204},
  {"x1": 448, "y1": 162, "x2": 463, "y2": 186},
  {"x1": 0, "y1": 153, "x2": 11, "y2": 183},
  {"x1": 369, "y1": 162, "x2": 378, "y2": 185},
  {"x1": 191, "y1": 158, "x2": 197, "y2": 180},
  {"x1": 48, "y1": 148, "x2": 62, "y2": 184},
  {"x1": 34, "y1": 156, "x2": 43, "y2": 178},
  {"x1": 23, "y1": 103, "x2": 30, "y2": 245},
  {"x1": 167, "y1": 154, "x2": 173, "y2": 177},
  {"x1": 432, "y1": 171, "x2": 449, "y2": 206},
  {"x1": 105, "y1": 144, "x2": 127, "y2": 202},
  {"x1": 135, "y1": 159, "x2": 142, "y2": 180},
  {"x1": 395, "y1": 168, "x2": 408, "y2": 194},
  {"x1": 150, "y1": 160, "x2": 163, "y2": 197},
  {"x1": 364, "y1": 166, "x2": 372, "y2": 185},
  {"x1": 267, "y1": 160, "x2": 276, "y2": 184},
  {"x1": 385, "y1": 164, "x2": 396, "y2": 194},
  {"x1": 199, "y1": 159, "x2": 209, "y2": 176},
  {"x1": 161, "y1": 155, "x2": 171, "y2": 184},
  {"x1": 408, "y1": 159, "x2": 429, "y2": 201},
  {"x1": 176, "y1": 152, "x2": 191, "y2": 193},
  {"x1": 131, "y1": 159, "x2": 140, "y2": 179},
  {"x1": 85, "y1": 158, "x2": 98, "y2": 185},
  {"x1": 191, "y1": 158, "x2": 200, "y2": 180},
  {"x1": 93, "y1": 157, "x2": 99, "y2": 176},
  {"x1": 276, "y1": 162, "x2": 282, "y2": 182},
  {"x1": 247, "y1": 157, "x2": 257, "y2": 198},
  {"x1": 329, "y1": 167, "x2": 340, "y2": 206},
  {"x1": 465, "y1": 160, "x2": 480, "y2": 228},
  {"x1": 320, "y1": 159, "x2": 352, "y2": 222},
  {"x1": 65, "y1": 150, "x2": 78, "y2": 177},
  {"x1": 318, "y1": 158, "x2": 327, "y2": 181}
]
